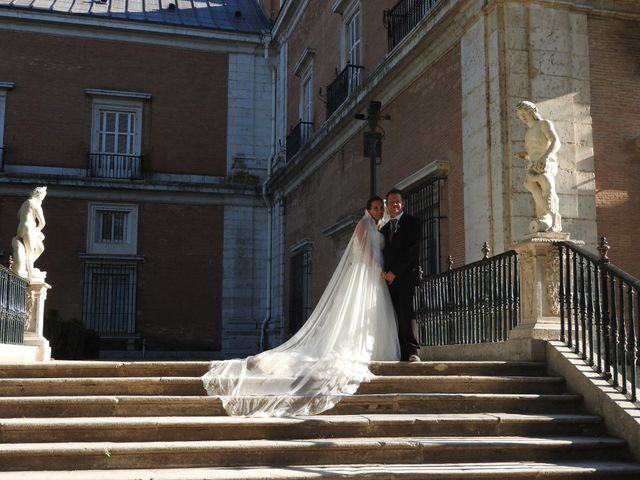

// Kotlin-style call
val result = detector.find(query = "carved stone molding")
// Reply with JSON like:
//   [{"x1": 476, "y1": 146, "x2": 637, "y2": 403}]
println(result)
[{"x1": 546, "y1": 253, "x2": 561, "y2": 316}]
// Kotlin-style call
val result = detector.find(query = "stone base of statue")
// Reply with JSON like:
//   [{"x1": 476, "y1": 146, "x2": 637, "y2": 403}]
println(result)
[
  {"x1": 21, "y1": 276, "x2": 52, "y2": 361},
  {"x1": 528, "y1": 213, "x2": 562, "y2": 234},
  {"x1": 509, "y1": 233, "x2": 583, "y2": 342}
]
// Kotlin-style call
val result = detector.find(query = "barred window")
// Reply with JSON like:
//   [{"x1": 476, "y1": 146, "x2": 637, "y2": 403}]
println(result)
[
  {"x1": 289, "y1": 245, "x2": 312, "y2": 335},
  {"x1": 96, "y1": 210, "x2": 128, "y2": 244},
  {"x1": 405, "y1": 177, "x2": 445, "y2": 277},
  {"x1": 87, "y1": 203, "x2": 138, "y2": 255},
  {"x1": 83, "y1": 263, "x2": 137, "y2": 335}
]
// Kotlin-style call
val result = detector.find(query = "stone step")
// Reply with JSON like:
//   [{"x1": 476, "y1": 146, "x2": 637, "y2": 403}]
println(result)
[
  {"x1": 0, "y1": 375, "x2": 565, "y2": 397},
  {"x1": 370, "y1": 361, "x2": 547, "y2": 377},
  {"x1": 0, "y1": 413, "x2": 603, "y2": 443},
  {"x1": 2, "y1": 462, "x2": 640, "y2": 480},
  {"x1": 0, "y1": 393, "x2": 584, "y2": 418},
  {"x1": 0, "y1": 436, "x2": 626, "y2": 471},
  {"x1": 360, "y1": 376, "x2": 564, "y2": 394},
  {"x1": 0, "y1": 361, "x2": 547, "y2": 378}
]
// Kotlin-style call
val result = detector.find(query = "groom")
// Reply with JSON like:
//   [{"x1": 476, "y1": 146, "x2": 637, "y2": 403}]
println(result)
[{"x1": 381, "y1": 188, "x2": 421, "y2": 362}]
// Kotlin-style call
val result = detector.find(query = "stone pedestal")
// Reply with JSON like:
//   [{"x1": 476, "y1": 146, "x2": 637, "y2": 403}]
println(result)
[
  {"x1": 509, "y1": 233, "x2": 582, "y2": 342},
  {"x1": 23, "y1": 276, "x2": 52, "y2": 361}
]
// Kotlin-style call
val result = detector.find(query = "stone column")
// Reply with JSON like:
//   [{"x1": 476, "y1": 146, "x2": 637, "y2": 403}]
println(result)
[
  {"x1": 510, "y1": 233, "x2": 580, "y2": 341},
  {"x1": 23, "y1": 276, "x2": 52, "y2": 361}
]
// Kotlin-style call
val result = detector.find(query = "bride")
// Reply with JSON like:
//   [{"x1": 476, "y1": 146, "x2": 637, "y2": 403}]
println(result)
[{"x1": 201, "y1": 196, "x2": 401, "y2": 417}]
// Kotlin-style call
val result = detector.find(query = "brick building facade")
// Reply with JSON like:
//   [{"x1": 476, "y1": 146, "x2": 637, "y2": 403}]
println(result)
[
  {"x1": 2, "y1": 0, "x2": 638, "y2": 357},
  {"x1": 0, "y1": 0, "x2": 272, "y2": 356},
  {"x1": 264, "y1": 0, "x2": 640, "y2": 346}
]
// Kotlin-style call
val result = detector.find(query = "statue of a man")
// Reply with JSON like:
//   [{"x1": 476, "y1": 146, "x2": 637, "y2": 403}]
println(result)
[
  {"x1": 11, "y1": 186, "x2": 47, "y2": 279},
  {"x1": 515, "y1": 101, "x2": 562, "y2": 233}
]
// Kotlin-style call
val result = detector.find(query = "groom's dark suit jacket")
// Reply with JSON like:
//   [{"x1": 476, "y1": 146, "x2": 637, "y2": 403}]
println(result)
[
  {"x1": 381, "y1": 213, "x2": 421, "y2": 286},
  {"x1": 381, "y1": 212, "x2": 421, "y2": 360}
]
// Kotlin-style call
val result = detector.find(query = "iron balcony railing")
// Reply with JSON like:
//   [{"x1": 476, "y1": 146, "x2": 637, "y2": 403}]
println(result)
[
  {"x1": 414, "y1": 246, "x2": 520, "y2": 347},
  {"x1": 87, "y1": 153, "x2": 144, "y2": 180},
  {"x1": 286, "y1": 121, "x2": 313, "y2": 162},
  {"x1": 326, "y1": 64, "x2": 364, "y2": 119},
  {"x1": 558, "y1": 239, "x2": 639, "y2": 403},
  {"x1": 384, "y1": 0, "x2": 440, "y2": 51},
  {"x1": 0, "y1": 264, "x2": 28, "y2": 345}
]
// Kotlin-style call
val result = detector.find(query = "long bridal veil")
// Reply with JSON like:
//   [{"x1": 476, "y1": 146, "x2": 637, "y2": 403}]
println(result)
[{"x1": 201, "y1": 210, "x2": 400, "y2": 417}]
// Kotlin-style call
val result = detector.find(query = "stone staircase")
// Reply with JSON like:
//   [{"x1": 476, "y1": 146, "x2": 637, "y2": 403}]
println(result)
[{"x1": 0, "y1": 361, "x2": 639, "y2": 479}]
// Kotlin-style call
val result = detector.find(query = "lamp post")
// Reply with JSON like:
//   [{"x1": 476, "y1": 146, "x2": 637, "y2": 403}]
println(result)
[{"x1": 356, "y1": 100, "x2": 389, "y2": 197}]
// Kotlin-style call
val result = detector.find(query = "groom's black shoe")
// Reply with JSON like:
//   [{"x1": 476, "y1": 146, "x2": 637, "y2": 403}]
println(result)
[{"x1": 408, "y1": 354, "x2": 420, "y2": 363}]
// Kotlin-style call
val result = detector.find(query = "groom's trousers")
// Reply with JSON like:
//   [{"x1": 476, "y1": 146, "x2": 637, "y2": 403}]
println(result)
[{"x1": 389, "y1": 280, "x2": 420, "y2": 361}]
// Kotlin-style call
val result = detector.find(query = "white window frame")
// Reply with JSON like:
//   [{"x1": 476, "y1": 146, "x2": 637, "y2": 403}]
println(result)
[
  {"x1": 90, "y1": 98, "x2": 143, "y2": 157},
  {"x1": 299, "y1": 65, "x2": 314, "y2": 126},
  {"x1": 342, "y1": 2, "x2": 362, "y2": 68},
  {"x1": 87, "y1": 203, "x2": 139, "y2": 256}
]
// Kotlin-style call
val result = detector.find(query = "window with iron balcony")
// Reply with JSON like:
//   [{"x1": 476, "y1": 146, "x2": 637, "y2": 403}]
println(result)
[
  {"x1": 85, "y1": 89, "x2": 151, "y2": 180},
  {"x1": 326, "y1": 2, "x2": 364, "y2": 119}
]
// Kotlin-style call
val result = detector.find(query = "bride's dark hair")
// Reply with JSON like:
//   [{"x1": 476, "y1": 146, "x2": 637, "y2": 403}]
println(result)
[{"x1": 366, "y1": 196, "x2": 384, "y2": 210}]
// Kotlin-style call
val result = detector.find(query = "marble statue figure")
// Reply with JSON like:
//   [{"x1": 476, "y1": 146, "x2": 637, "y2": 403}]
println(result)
[
  {"x1": 11, "y1": 186, "x2": 47, "y2": 279},
  {"x1": 515, "y1": 101, "x2": 562, "y2": 233}
]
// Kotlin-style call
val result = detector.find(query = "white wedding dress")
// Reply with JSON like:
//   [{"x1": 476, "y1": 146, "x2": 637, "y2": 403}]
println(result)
[{"x1": 201, "y1": 210, "x2": 400, "y2": 417}]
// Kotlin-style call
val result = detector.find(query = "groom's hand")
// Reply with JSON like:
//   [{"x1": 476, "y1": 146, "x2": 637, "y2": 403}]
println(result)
[{"x1": 384, "y1": 271, "x2": 396, "y2": 285}]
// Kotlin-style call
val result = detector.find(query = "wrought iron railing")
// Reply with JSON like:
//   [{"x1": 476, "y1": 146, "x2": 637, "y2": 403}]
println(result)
[
  {"x1": 87, "y1": 153, "x2": 144, "y2": 179},
  {"x1": 558, "y1": 239, "x2": 639, "y2": 403},
  {"x1": 286, "y1": 121, "x2": 313, "y2": 162},
  {"x1": 384, "y1": 0, "x2": 440, "y2": 51},
  {"x1": 0, "y1": 265, "x2": 28, "y2": 345},
  {"x1": 415, "y1": 245, "x2": 520, "y2": 346},
  {"x1": 326, "y1": 64, "x2": 364, "y2": 119}
]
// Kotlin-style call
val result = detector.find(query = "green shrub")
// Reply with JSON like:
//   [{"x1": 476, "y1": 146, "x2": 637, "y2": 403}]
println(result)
[{"x1": 43, "y1": 309, "x2": 100, "y2": 359}]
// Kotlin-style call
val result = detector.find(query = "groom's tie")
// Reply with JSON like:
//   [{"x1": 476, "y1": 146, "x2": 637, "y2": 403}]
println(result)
[{"x1": 389, "y1": 218, "x2": 398, "y2": 243}]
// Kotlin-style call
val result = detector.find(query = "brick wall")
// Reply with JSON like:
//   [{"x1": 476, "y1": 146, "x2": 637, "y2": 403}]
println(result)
[
  {"x1": 0, "y1": 30, "x2": 228, "y2": 176},
  {"x1": 137, "y1": 202, "x2": 223, "y2": 350},
  {"x1": 380, "y1": 45, "x2": 465, "y2": 267},
  {"x1": 589, "y1": 16, "x2": 640, "y2": 277},
  {"x1": 286, "y1": 1, "x2": 401, "y2": 132},
  {"x1": 283, "y1": 44, "x2": 464, "y2": 321}
]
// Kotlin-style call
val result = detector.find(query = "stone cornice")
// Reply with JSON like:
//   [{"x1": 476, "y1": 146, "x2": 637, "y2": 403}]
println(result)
[
  {"x1": 0, "y1": 8, "x2": 265, "y2": 53},
  {"x1": 271, "y1": 0, "x2": 309, "y2": 42},
  {"x1": 484, "y1": 0, "x2": 640, "y2": 20}
]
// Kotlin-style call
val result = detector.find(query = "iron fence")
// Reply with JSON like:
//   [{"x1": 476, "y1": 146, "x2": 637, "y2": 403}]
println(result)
[
  {"x1": 286, "y1": 121, "x2": 313, "y2": 162},
  {"x1": 384, "y1": 0, "x2": 440, "y2": 51},
  {"x1": 0, "y1": 265, "x2": 28, "y2": 345},
  {"x1": 415, "y1": 247, "x2": 520, "y2": 346},
  {"x1": 87, "y1": 153, "x2": 143, "y2": 179},
  {"x1": 558, "y1": 239, "x2": 639, "y2": 403},
  {"x1": 326, "y1": 64, "x2": 364, "y2": 119}
]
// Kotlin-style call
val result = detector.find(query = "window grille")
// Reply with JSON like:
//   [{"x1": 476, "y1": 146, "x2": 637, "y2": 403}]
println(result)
[
  {"x1": 405, "y1": 177, "x2": 445, "y2": 277},
  {"x1": 83, "y1": 263, "x2": 137, "y2": 335},
  {"x1": 289, "y1": 248, "x2": 312, "y2": 335},
  {"x1": 96, "y1": 210, "x2": 128, "y2": 244}
]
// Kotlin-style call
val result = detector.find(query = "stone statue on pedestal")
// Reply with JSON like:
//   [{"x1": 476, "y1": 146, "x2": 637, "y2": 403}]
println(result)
[
  {"x1": 10, "y1": 186, "x2": 47, "y2": 279},
  {"x1": 515, "y1": 101, "x2": 562, "y2": 233}
]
